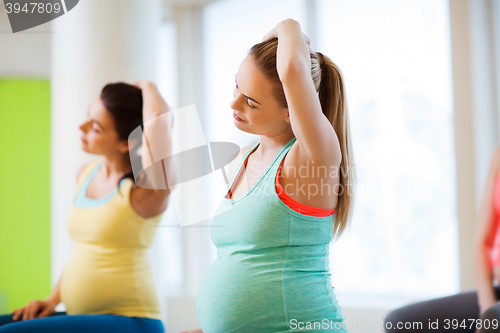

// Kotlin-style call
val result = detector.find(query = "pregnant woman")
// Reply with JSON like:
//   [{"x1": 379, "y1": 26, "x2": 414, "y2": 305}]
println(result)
[
  {"x1": 0, "y1": 81, "x2": 171, "y2": 333},
  {"x1": 384, "y1": 146, "x2": 500, "y2": 333},
  {"x1": 185, "y1": 19, "x2": 355, "y2": 332}
]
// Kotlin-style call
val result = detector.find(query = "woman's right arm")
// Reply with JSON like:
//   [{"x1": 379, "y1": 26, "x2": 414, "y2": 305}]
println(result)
[
  {"x1": 44, "y1": 277, "x2": 62, "y2": 307},
  {"x1": 11, "y1": 277, "x2": 61, "y2": 321},
  {"x1": 475, "y1": 147, "x2": 500, "y2": 314}
]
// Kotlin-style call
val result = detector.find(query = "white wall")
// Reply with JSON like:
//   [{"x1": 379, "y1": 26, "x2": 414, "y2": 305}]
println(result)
[{"x1": 0, "y1": 8, "x2": 51, "y2": 77}]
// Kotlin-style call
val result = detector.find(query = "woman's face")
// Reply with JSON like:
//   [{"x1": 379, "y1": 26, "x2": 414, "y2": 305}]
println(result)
[
  {"x1": 230, "y1": 55, "x2": 290, "y2": 136},
  {"x1": 78, "y1": 96, "x2": 129, "y2": 155}
]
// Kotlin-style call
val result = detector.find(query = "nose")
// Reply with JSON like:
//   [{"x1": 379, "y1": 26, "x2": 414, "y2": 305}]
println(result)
[
  {"x1": 230, "y1": 91, "x2": 245, "y2": 111},
  {"x1": 78, "y1": 118, "x2": 90, "y2": 132},
  {"x1": 229, "y1": 97, "x2": 237, "y2": 110}
]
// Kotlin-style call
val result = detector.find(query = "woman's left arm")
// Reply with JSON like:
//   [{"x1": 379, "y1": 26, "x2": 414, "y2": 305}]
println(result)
[
  {"x1": 129, "y1": 80, "x2": 173, "y2": 216},
  {"x1": 264, "y1": 19, "x2": 341, "y2": 166}
]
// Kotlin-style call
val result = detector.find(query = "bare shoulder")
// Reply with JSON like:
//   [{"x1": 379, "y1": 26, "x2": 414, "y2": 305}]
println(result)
[
  {"x1": 76, "y1": 161, "x2": 94, "y2": 183},
  {"x1": 240, "y1": 146, "x2": 252, "y2": 157},
  {"x1": 227, "y1": 146, "x2": 252, "y2": 183}
]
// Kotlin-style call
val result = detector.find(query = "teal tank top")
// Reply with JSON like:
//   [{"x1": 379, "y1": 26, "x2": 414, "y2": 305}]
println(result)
[{"x1": 196, "y1": 137, "x2": 349, "y2": 332}]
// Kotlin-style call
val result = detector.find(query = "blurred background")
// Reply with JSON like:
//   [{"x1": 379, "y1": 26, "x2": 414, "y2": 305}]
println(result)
[{"x1": 0, "y1": 0, "x2": 499, "y2": 332}]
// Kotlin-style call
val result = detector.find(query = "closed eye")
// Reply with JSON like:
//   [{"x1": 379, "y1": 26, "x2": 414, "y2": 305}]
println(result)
[{"x1": 235, "y1": 74, "x2": 259, "y2": 108}]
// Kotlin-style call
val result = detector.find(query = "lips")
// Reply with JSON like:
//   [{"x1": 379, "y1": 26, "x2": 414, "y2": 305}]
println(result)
[
  {"x1": 233, "y1": 111, "x2": 245, "y2": 122},
  {"x1": 80, "y1": 135, "x2": 87, "y2": 143}
]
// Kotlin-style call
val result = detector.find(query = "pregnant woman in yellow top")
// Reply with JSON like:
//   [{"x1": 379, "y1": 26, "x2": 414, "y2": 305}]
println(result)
[{"x1": 0, "y1": 81, "x2": 171, "y2": 333}]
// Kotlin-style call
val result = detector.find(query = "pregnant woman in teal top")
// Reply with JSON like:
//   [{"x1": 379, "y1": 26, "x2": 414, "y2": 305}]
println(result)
[{"x1": 185, "y1": 19, "x2": 356, "y2": 333}]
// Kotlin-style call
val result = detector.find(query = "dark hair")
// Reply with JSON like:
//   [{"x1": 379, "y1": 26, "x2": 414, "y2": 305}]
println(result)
[{"x1": 100, "y1": 82, "x2": 145, "y2": 194}]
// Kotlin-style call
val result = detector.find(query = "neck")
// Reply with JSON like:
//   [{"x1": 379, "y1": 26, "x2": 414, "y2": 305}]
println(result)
[
  {"x1": 100, "y1": 153, "x2": 132, "y2": 179},
  {"x1": 257, "y1": 128, "x2": 295, "y2": 158}
]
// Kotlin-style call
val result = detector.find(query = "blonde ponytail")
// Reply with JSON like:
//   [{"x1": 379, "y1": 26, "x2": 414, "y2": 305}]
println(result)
[{"x1": 313, "y1": 51, "x2": 356, "y2": 238}]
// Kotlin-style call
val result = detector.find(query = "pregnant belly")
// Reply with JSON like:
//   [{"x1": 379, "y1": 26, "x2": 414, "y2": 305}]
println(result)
[
  {"x1": 60, "y1": 246, "x2": 158, "y2": 315},
  {"x1": 196, "y1": 258, "x2": 344, "y2": 332}
]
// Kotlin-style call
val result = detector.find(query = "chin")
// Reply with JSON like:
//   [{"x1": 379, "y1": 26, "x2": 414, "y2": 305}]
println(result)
[
  {"x1": 234, "y1": 121, "x2": 257, "y2": 135},
  {"x1": 80, "y1": 142, "x2": 92, "y2": 153},
  {"x1": 234, "y1": 119, "x2": 247, "y2": 130}
]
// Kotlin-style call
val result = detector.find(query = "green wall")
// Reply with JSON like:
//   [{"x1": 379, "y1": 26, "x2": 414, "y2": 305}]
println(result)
[{"x1": 0, "y1": 78, "x2": 51, "y2": 312}]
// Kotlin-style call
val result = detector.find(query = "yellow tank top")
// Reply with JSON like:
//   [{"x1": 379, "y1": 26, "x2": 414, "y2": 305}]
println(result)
[{"x1": 59, "y1": 159, "x2": 164, "y2": 319}]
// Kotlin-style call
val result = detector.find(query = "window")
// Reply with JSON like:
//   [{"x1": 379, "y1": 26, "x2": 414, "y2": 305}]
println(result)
[
  {"x1": 156, "y1": 20, "x2": 183, "y2": 296},
  {"x1": 203, "y1": 0, "x2": 307, "y2": 146},
  {"x1": 317, "y1": 0, "x2": 458, "y2": 306}
]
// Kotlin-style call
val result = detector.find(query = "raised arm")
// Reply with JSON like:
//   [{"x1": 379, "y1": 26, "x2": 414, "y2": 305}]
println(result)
[
  {"x1": 475, "y1": 146, "x2": 500, "y2": 314},
  {"x1": 263, "y1": 19, "x2": 341, "y2": 167},
  {"x1": 128, "y1": 81, "x2": 173, "y2": 217}
]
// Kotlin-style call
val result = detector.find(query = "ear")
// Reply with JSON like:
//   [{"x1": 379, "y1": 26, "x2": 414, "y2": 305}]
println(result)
[
  {"x1": 285, "y1": 109, "x2": 290, "y2": 123},
  {"x1": 119, "y1": 138, "x2": 138, "y2": 154}
]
